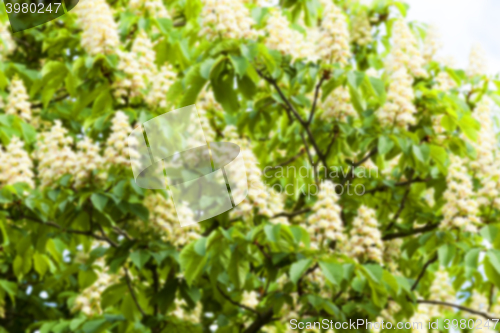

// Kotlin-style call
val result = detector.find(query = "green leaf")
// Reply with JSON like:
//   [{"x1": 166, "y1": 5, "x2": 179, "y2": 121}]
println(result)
[
  {"x1": 430, "y1": 144, "x2": 449, "y2": 174},
  {"x1": 319, "y1": 261, "x2": 343, "y2": 286},
  {"x1": 484, "y1": 255, "x2": 500, "y2": 288},
  {"x1": 228, "y1": 250, "x2": 248, "y2": 289},
  {"x1": 378, "y1": 136, "x2": 394, "y2": 155},
  {"x1": 0, "y1": 279, "x2": 17, "y2": 302},
  {"x1": 465, "y1": 248, "x2": 481, "y2": 278},
  {"x1": 91, "y1": 193, "x2": 108, "y2": 212},
  {"x1": 20, "y1": 122, "x2": 37, "y2": 145},
  {"x1": 290, "y1": 258, "x2": 313, "y2": 284},
  {"x1": 362, "y1": 264, "x2": 383, "y2": 283},
  {"x1": 487, "y1": 250, "x2": 500, "y2": 274},
  {"x1": 78, "y1": 270, "x2": 98, "y2": 289},
  {"x1": 82, "y1": 318, "x2": 108, "y2": 333},
  {"x1": 368, "y1": 77, "x2": 386, "y2": 102},
  {"x1": 229, "y1": 55, "x2": 249, "y2": 78},
  {"x1": 458, "y1": 114, "x2": 480, "y2": 142},
  {"x1": 438, "y1": 244, "x2": 455, "y2": 267},
  {"x1": 13, "y1": 255, "x2": 23, "y2": 279},
  {"x1": 130, "y1": 250, "x2": 151, "y2": 270},
  {"x1": 412, "y1": 144, "x2": 430, "y2": 163},
  {"x1": 180, "y1": 242, "x2": 207, "y2": 286},
  {"x1": 480, "y1": 225, "x2": 499, "y2": 243},
  {"x1": 211, "y1": 70, "x2": 240, "y2": 113},
  {"x1": 33, "y1": 252, "x2": 48, "y2": 278},
  {"x1": 264, "y1": 224, "x2": 280, "y2": 242},
  {"x1": 441, "y1": 115, "x2": 456, "y2": 132},
  {"x1": 382, "y1": 270, "x2": 400, "y2": 295},
  {"x1": 181, "y1": 65, "x2": 207, "y2": 106}
]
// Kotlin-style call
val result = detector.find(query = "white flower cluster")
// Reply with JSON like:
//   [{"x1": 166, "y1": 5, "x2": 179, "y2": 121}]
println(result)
[
  {"x1": 74, "y1": 0, "x2": 120, "y2": 55},
  {"x1": 114, "y1": 50, "x2": 147, "y2": 101},
  {"x1": 423, "y1": 26, "x2": 442, "y2": 63},
  {"x1": 265, "y1": 9, "x2": 314, "y2": 62},
  {"x1": 409, "y1": 304, "x2": 433, "y2": 333},
  {"x1": 196, "y1": 90, "x2": 220, "y2": 143},
  {"x1": 104, "y1": 111, "x2": 135, "y2": 167},
  {"x1": 114, "y1": 32, "x2": 176, "y2": 107},
  {"x1": 423, "y1": 188, "x2": 435, "y2": 208},
  {"x1": 472, "y1": 99, "x2": 500, "y2": 209},
  {"x1": 441, "y1": 156, "x2": 480, "y2": 232},
  {"x1": 383, "y1": 238, "x2": 402, "y2": 272},
  {"x1": 0, "y1": 21, "x2": 15, "y2": 61},
  {"x1": 435, "y1": 71, "x2": 456, "y2": 91},
  {"x1": 72, "y1": 259, "x2": 120, "y2": 316},
  {"x1": 306, "y1": 181, "x2": 345, "y2": 250},
  {"x1": 467, "y1": 292, "x2": 490, "y2": 318},
  {"x1": 131, "y1": 32, "x2": 157, "y2": 82},
  {"x1": 317, "y1": 1, "x2": 351, "y2": 65},
  {"x1": 74, "y1": 137, "x2": 104, "y2": 188},
  {"x1": 146, "y1": 65, "x2": 176, "y2": 109},
  {"x1": 5, "y1": 76, "x2": 31, "y2": 122},
  {"x1": 321, "y1": 86, "x2": 357, "y2": 122},
  {"x1": 35, "y1": 121, "x2": 78, "y2": 187},
  {"x1": 346, "y1": 206, "x2": 383, "y2": 263},
  {"x1": 129, "y1": 0, "x2": 169, "y2": 18},
  {"x1": 351, "y1": 12, "x2": 372, "y2": 46},
  {"x1": 386, "y1": 19, "x2": 427, "y2": 78},
  {"x1": 224, "y1": 126, "x2": 286, "y2": 222},
  {"x1": 241, "y1": 291, "x2": 260, "y2": 308},
  {"x1": 469, "y1": 98, "x2": 496, "y2": 176},
  {"x1": 429, "y1": 270, "x2": 455, "y2": 306},
  {"x1": 378, "y1": 68, "x2": 416, "y2": 128},
  {"x1": 0, "y1": 137, "x2": 34, "y2": 188},
  {"x1": 172, "y1": 298, "x2": 201, "y2": 322},
  {"x1": 467, "y1": 44, "x2": 487, "y2": 78},
  {"x1": 200, "y1": 0, "x2": 258, "y2": 40},
  {"x1": 139, "y1": 192, "x2": 199, "y2": 247}
]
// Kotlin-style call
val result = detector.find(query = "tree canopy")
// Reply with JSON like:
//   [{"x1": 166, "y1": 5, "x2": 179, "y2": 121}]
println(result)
[{"x1": 0, "y1": 0, "x2": 499, "y2": 332}]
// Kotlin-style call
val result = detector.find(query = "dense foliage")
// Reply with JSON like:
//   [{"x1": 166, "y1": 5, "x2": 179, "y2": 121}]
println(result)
[{"x1": 0, "y1": 0, "x2": 500, "y2": 332}]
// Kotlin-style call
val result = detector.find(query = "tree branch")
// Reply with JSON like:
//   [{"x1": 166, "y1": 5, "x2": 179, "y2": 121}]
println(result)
[
  {"x1": 411, "y1": 254, "x2": 438, "y2": 291},
  {"x1": 256, "y1": 68, "x2": 328, "y2": 169},
  {"x1": 386, "y1": 184, "x2": 412, "y2": 231},
  {"x1": 340, "y1": 148, "x2": 378, "y2": 185},
  {"x1": 271, "y1": 149, "x2": 306, "y2": 168},
  {"x1": 244, "y1": 309, "x2": 274, "y2": 333},
  {"x1": 416, "y1": 300, "x2": 496, "y2": 320},
  {"x1": 21, "y1": 215, "x2": 119, "y2": 247},
  {"x1": 217, "y1": 285, "x2": 260, "y2": 315},
  {"x1": 308, "y1": 75, "x2": 326, "y2": 125},
  {"x1": 272, "y1": 208, "x2": 311, "y2": 219},
  {"x1": 383, "y1": 223, "x2": 439, "y2": 241},
  {"x1": 124, "y1": 267, "x2": 146, "y2": 317},
  {"x1": 365, "y1": 178, "x2": 428, "y2": 195}
]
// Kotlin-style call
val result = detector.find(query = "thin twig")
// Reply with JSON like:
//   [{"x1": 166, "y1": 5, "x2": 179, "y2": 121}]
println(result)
[
  {"x1": 411, "y1": 254, "x2": 438, "y2": 291},
  {"x1": 256, "y1": 68, "x2": 328, "y2": 169},
  {"x1": 340, "y1": 148, "x2": 378, "y2": 185},
  {"x1": 386, "y1": 184, "x2": 412, "y2": 231},
  {"x1": 383, "y1": 223, "x2": 439, "y2": 241},
  {"x1": 417, "y1": 300, "x2": 495, "y2": 320},
  {"x1": 272, "y1": 208, "x2": 311, "y2": 219},
  {"x1": 365, "y1": 178, "x2": 428, "y2": 195},
  {"x1": 308, "y1": 76, "x2": 326, "y2": 125},
  {"x1": 301, "y1": 133, "x2": 319, "y2": 185},
  {"x1": 271, "y1": 149, "x2": 306, "y2": 168},
  {"x1": 21, "y1": 215, "x2": 118, "y2": 247},
  {"x1": 124, "y1": 267, "x2": 146, "y2": 317},
  {"x1": 217, "y1": 285, "x2": 260, "y2": 315}
]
